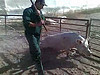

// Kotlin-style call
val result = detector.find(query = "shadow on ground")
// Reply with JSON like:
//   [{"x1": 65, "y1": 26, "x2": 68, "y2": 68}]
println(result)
[
  {"x1": 41, "y1": 48, "x2": 77, "y2": 70},
  {"x1": 0, "y1": 47, "x2": 77, "y2": 74}
]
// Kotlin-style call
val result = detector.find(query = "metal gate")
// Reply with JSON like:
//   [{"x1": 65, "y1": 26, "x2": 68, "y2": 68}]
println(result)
[
  {"x1": 89, "y1": 19, "x2": 100, "y2": 56},
  {"x1": 0, "y1": 15, "x2": 90, "y2": 39}
]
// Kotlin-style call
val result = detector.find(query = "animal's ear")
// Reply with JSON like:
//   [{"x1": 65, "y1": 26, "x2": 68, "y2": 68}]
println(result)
[{"x1": 76, "y1": 39, "x2": 82, "y2": 44}]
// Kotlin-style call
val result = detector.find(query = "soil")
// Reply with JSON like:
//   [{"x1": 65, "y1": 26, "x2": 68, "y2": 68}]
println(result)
[
  {"x1": 0, "y1": 17, "x2": 100, "y2": 75},
  {"x1": 0, "y1": 32, "x2": 100, "y2": 75}
]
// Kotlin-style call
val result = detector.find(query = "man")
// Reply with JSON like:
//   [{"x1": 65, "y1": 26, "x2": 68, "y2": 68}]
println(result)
[{"x1": 22, "y1": 0, "x2": 47, "y2": 75}]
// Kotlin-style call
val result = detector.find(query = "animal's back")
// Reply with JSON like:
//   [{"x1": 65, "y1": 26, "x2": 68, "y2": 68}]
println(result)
[{"x1": 41, "y1": 32, "x2": 84, "y2": 50}]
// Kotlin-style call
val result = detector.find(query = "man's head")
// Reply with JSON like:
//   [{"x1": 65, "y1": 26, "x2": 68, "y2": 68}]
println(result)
[{"x1": 35, "y1": 0, "x2": 47, "y2": 10}]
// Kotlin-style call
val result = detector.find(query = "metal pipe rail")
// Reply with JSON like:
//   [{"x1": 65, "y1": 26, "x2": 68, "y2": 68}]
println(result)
[
  {"x1": 89, "y1": 18, "x2": 100, "y2": 53},
  {"x1": 0, "y1": 15, "x2": 90, "y2": 38},
  {"x1": 1, "y1": 15, "x2": 100, "y2": 54}
]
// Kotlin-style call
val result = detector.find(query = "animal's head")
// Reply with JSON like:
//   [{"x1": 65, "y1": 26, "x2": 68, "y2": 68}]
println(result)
[{"x1": 76, "y1": 39, "x2": 92, "y2": 56}]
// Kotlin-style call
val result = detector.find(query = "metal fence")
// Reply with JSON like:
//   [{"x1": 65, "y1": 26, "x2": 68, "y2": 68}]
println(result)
[
  {"x1": 0, "y1": 15, "x2": 90, "y2": 39},
  {"x1": 45, "y1": 17, "x2": 90, "y2": 39},
  {"x1": 0, "y1": 15, "x2": 100, "y2": 55},
  {"x1": 89, "y1": 19, "x2": 100, "y2": 54},
  {"x1": 0, "y1": 15, "x2": 23, "y2": 35}
]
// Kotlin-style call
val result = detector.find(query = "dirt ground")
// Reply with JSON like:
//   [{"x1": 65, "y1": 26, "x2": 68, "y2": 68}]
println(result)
[
  {"x1": 0, "y1": 16, "x2": 100, "y2": 75},
  {"x1": 0, "y1": 31, "x2": 100, "y2": 75}
]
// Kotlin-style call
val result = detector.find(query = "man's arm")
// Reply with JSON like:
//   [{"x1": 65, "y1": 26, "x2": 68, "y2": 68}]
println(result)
[
  {"x1": 23, "y1": 9, "x2": 31, "y2": 27},
  {"x1": 29, "y1": 20, "x2": 45, "y2": 27}
]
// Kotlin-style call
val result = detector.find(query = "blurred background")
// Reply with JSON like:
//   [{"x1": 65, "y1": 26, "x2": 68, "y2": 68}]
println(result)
[{"x1": 0, "y1": 0, "x2": 100, "y2": 19}]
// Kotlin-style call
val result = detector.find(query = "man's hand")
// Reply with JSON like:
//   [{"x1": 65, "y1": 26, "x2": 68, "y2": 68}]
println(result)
[
  {"x1": 37, "y1": 20, "x2": 45, "y2": 26},
  {"x1": 29, "y1": 22, "x2": 36, "y2": 27},
  {"x1": 29, "y1": 20, "x2": 45, "y2": 27}
]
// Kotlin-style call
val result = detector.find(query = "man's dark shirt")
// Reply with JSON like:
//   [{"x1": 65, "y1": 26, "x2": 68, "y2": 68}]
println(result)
[{"x1": 23, "y1": 5, "x2": 45, "y2": 35}]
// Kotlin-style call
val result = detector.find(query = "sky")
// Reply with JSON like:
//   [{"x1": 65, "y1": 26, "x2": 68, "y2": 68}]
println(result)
[
  {"x1": 5, "y1": 0, "x2": 100, "y2": 10},
  {"x1": 45, "y1": 0, "x2": 100, "y2": 9},
  {"x1": 3, "y1": 0, "x2": 100, "y2": 15}
]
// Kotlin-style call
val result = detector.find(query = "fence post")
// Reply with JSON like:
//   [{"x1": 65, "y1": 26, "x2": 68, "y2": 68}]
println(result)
[
  {"x1": 88, "y1": 19, "x2": 92, "y2": 38},
  {"x1": 60, "y1": 18, "x2": 62, "y2": 32},
  {"x1": 5, "y1": 15, "x2": 7, "y2": 35},
  {"x1": 86, "y1": 20, "x2": 90, "y2": 39}
]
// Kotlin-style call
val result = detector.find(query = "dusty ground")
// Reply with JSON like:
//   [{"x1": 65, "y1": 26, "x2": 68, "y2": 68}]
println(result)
[
  {"x1": 0, "y1": 16, "x2": 100, "y2": 75},
  {"x1": 0, "y1": 31, "x2": 100, "y2": 75}
]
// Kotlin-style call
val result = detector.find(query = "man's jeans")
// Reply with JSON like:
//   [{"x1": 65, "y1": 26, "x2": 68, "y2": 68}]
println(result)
[{"x1": 25, "y1": 31, "x2": 44, "y2": 75}]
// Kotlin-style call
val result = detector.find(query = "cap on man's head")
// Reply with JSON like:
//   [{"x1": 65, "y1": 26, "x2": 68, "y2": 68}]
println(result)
[{"x1": 35, "y1": 0, "x2": 47, "y2": 6}]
